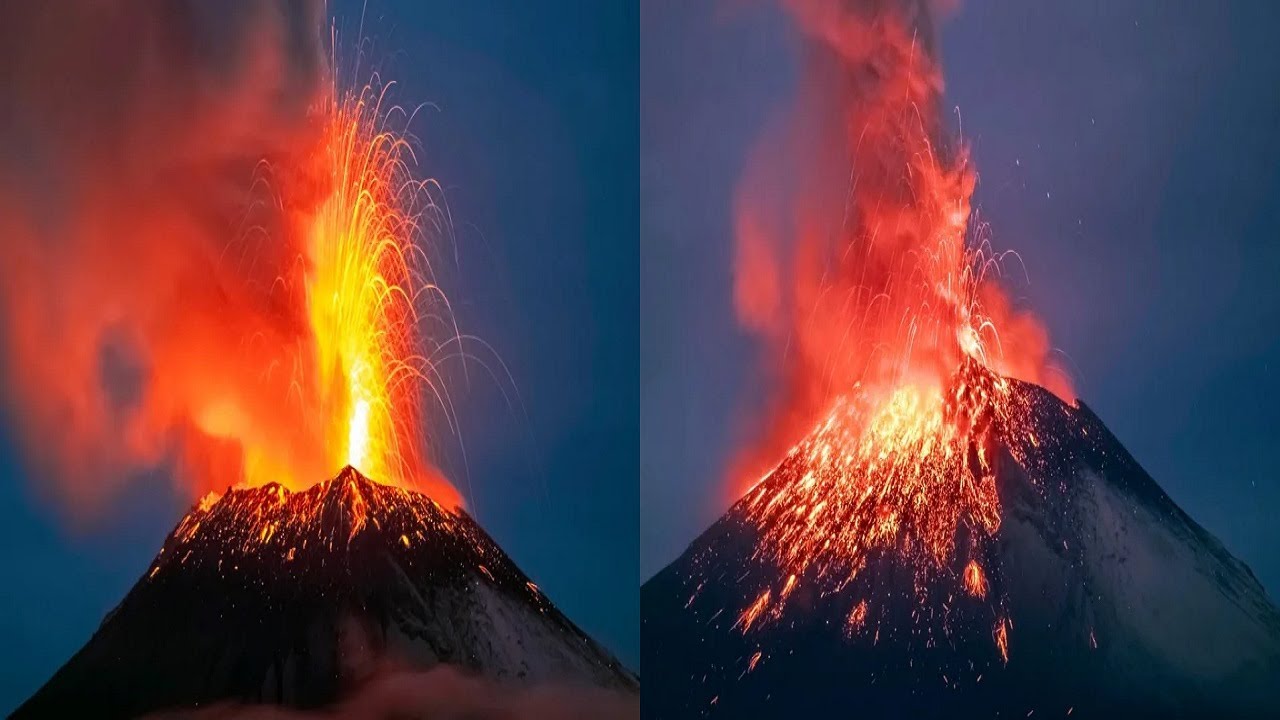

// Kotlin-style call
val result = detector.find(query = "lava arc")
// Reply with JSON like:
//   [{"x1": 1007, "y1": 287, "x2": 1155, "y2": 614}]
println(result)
[
  {"x1": 194, "y1": 77, "x2": 462, "y2": 506},
  {"x1": 642, "y1": 1, "x2": 1280, "y2": 717},
  {"x1": 643, "y1": 371, "x2": 1280, "y2": 717}
]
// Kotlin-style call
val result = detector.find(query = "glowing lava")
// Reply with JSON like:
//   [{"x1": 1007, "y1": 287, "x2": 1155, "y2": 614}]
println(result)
[
  {"x1": 195, "y1": 79, "x2": 462, "y2": 507},
  {"x1": 301, "y1": 84, "x2": 446, "y2": 495},
  {"x1": 162, "y1": 466, "x2": 473, "y2": 567},
  {"x1": 963, "y1": 559, "x2": 988, "y2": 599}
]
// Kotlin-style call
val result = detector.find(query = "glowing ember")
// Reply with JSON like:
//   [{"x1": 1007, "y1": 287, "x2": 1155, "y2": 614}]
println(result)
[
  {"x1": 845, "y1": 599, "x2": 869, "y2": 637},
  {"x1": 736, "y1": 590, "x2": 773, "y2": 633},
  {"x1": 994, "y1": 618, "x2": 1011, "y2": 664},
  {"x1": 194, "y1": 77, "x2": 462, "y2": 506},
  {"x1": 0, "y1": 7, "x2": 473, "y2": 519},
  {"x1": 721, "y1": 0, "x2": 1076, "y2": 666},
  {"x1": 155, "y1": 466, "x2": 493, "y2": 587},
  {"x1": 732, "y1": 360, "x2": 1031, "y2": 650},
  {"x1": 297, "y1": 84, "x2": 451, "y2": 496}
]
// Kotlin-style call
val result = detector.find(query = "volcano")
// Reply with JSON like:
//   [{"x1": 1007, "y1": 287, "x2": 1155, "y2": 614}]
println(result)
[
  {"x1": 642, "y1": 373, "x2": 1280, "y2": 718},
  {"x1": 15, "y1": 467, "x2": 637, "y2": 718}
]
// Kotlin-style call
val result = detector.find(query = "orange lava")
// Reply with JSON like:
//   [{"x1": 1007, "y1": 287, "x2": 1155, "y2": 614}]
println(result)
[
  {"x1": 729, "y1": 2, "x2": 1073, "y2": 504},
  {"x1": 845, "y1": 599, "x2": 869, "y2": 637},
  {"x1": 736, "y1": 590, "x2": 773, "y2": 633},
  {"x1": 150, "y1": 467, "x2": 496, "y2": 585},
  {"x1": 963, "y1": 560, "x2": 989, "y2": 599},
  {"x1": 723, "y1": 1, "x2": 1075, "y2": 667},
  {"x1": 994, "y1": 618, "x2": 1011, "y2": 664},
  {"x1": 191, "y1": 81, "x2": 460, "y2": 506},
  {"x1": 0, "y1": 16, "x2": 466, "y2": 516},
  {"x1": 736, "y1": 361, "x2": 1027, "y2": 637}
]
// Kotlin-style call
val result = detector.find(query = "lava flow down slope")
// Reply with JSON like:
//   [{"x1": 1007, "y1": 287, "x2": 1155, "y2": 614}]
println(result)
[
  {"x1": 642, "y1": 0, "x2": 1280, "y2": 717},
  {"x1": 15, "y1": 466, "x2": 637, "y2": 718},
  {"x1": 642, "y1": 366, "x2": 1280, "y2": 718}
]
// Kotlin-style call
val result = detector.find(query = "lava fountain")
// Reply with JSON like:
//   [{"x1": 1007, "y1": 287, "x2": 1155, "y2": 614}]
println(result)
[
  {"x1": 0, "y1": 2, "x2": 462, "y2": 515},
  {"x1": 196, "y1": 78, "x2": 463, "y2": 507},
  {"x1": 723, "y1": 0, "x2": 1074, "y2": 657}
]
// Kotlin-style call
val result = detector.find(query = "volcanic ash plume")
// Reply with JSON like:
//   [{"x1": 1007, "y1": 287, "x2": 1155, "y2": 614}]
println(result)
[
  {"x1": 0, "y1": 2, "x2": 459, "y2": 514},
  {"x1": 731, "y1": 0, "x2": 1071, "y2": 491}
]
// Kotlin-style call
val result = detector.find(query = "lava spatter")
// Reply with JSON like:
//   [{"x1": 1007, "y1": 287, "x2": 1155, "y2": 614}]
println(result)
[
  {"x1": 731, "y1": 361, "x2": 1034, "y2": 654},
  {"x1": 160, "y1": 466, "x2": 476, "y2": 574},
  {"x1": 643, "y1": 376, "x2": 1280, "y2": 717}
]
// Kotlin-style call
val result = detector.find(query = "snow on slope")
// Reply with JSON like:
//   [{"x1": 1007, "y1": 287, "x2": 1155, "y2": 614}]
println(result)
[{"x1": 16, "y1": 467, "x2": 636, "y2": 719}]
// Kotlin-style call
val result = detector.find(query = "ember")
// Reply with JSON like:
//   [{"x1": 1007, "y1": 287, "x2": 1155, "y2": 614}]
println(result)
[{"x1": 195, "y1": 79, "x2": 463, "y2": 505}]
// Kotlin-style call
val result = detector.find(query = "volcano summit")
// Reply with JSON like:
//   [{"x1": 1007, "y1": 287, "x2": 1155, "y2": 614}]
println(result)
[
  {"x1": 642, "y1": 371, "x2": 1280, "y2": 719},
  {"x1": 15, "y1": 467, "x2": 637, "y2": 718}
]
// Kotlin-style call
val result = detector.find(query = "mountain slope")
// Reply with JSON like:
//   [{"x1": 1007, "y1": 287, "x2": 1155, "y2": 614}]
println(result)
[
  {"x1": 642, "y1": 377, "x2": 1280, "y2": 719},
  {"x1": 16, "y1": 467, "x2": 637, "y2": 719}
]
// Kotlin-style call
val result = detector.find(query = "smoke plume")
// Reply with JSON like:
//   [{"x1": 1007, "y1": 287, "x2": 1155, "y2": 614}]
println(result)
[{"x1": 730, "y1": 0, "x2": 1071, "y2": 493}]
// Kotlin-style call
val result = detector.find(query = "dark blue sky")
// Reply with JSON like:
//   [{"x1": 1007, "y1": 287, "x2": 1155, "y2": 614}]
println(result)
[
  {"x1": 0, "y1": 1, "x2": 637, "y2": 712},
  {"x1": 641, "y1": 0, "x2": 1280, "y2": 611}
]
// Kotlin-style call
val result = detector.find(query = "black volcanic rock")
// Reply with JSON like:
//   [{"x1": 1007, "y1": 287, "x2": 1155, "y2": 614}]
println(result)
[
  {"x1": 15, "y1": 466, "x2": 637, "y2": 719},
  {"x1": 641, "y1": 380, "x2": 1280, "y2": 719}
]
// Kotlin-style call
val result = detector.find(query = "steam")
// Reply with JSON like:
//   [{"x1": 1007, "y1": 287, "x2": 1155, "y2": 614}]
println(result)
[
  {"x1": 0, "y1": 2, "x2": 329, "y2": 514},
  {"x1": 730, "y1": 0, "x2": 1070, "y2": 493}
]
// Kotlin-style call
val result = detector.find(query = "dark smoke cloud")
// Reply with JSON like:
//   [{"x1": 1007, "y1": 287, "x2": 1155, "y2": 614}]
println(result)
[
  {"x1": 0, "y1": 2, "x2": 329, "y2": 515},
  {"x1": 143, "y1": 664, "x2": 639, "y2": 720}
]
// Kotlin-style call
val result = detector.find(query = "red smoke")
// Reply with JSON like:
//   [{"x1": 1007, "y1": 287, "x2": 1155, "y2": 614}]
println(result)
[
  {"x1": 730, "y1": 0, "x2": 1072, "y2": 495},
  {"x1": 0, "y1": 2, "x2": 460, "y2": 516}
]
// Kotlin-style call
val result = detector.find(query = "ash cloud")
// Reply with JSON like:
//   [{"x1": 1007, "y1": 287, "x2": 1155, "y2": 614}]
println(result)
[
  {"x1": 0, "y1": 2, "x2": 329, "y2": 514},
  {"x1": 144, "y1": 664, "x2": 639, "y2": 720}
]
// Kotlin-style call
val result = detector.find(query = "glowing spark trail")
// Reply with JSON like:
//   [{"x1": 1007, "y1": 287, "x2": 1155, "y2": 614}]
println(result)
[
  {"x1": 197, "y1": 75, "x2": 463, "y2": 507},
  {"x1": 719, "y1": 0, "x2": 1076, "y2": 667}
]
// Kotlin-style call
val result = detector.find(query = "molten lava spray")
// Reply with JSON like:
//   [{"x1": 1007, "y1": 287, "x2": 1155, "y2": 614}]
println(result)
[
  {"x1": 733, "y1": 0, "x2": 1071, "y2": 490},
  {"x1": 723, "y1": 0, "x2": 1074, "y2": 658},
  {"x1": 0, "y1": 2, "x2": 460, "y2": 516},
  {"x1": 200, "y1": 78, "x2": 463, "y2": 506}
]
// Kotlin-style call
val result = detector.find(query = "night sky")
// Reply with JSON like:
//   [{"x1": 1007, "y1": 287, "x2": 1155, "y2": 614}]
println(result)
[
  {"x1": 0, "y1": 1, "x2": 637, "y2": 712},
  {"x1": 641, "y1": 0, "x2": 1280, "y2": 617}
]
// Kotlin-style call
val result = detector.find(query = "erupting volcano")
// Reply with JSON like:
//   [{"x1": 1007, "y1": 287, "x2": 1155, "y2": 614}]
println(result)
[
  {"x1": 644, "y1": 369, "x2": 1280, "y2": 717},
  {"x1": 16, "y1": 465, "x2": 636, "y2": 718},
  {"x1": 1, "y1": 7, "x2": 636, "y2": 714},
  {"x1": 14, "y1": 80, "x2": 637, "y2": 717},
  {"x1": 642, "y1": 0, "x2": 1280, "y2": 717}
]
